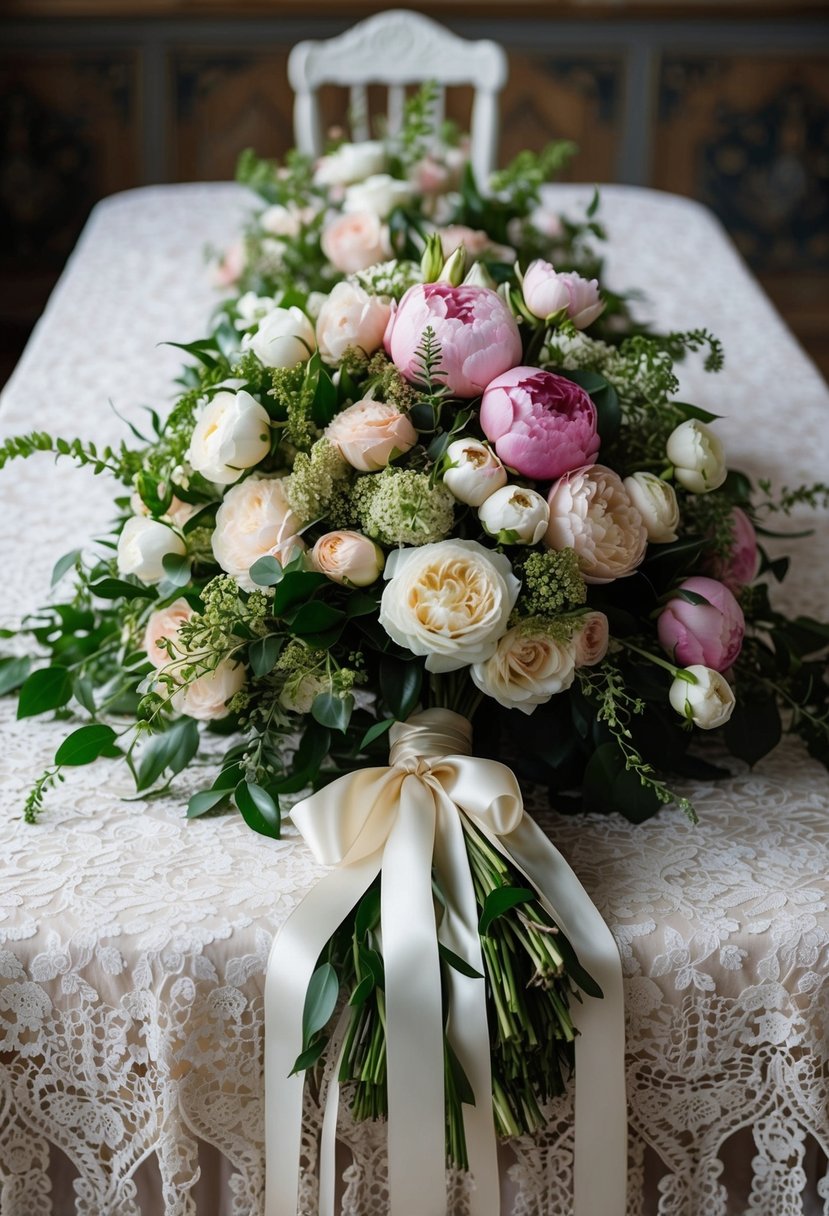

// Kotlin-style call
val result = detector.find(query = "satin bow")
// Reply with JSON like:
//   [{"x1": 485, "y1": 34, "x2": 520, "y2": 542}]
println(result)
[{"x1": 264, "y1": 708, "x2": 626, "y2": 1216}]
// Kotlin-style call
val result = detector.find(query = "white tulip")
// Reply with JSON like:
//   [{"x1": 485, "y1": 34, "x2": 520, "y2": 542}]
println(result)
[
  {"x1": 623, "y1": 471, "x2": 680, "y2": 543},
  {"x1": 443, "y1": 439, "x2": 507, "y2": 507},
  {"x1": 117, "y1": 517, "x2": 185, "y2": 585},
  {"x1": 249, "y1": 306, "x2": 316, "y2": 369},
  {"x1": 478, "y1": 485, "x2": 550, "y2": 545},
  {"x1": 343, "y1": 174, "x2": 413, "y2": 219},
  {"x1": 314, "y1": 140, "x2": 387, "y2": 187},
  {"x1": 667, "y1": 419, "x2": 727, "y2": 494},
  {"x1": 187, "y1": 390, "x2": 271, "y2": 486},
  {"x1": 669, "y1": 664, "x2": 736, "y2": 729}
]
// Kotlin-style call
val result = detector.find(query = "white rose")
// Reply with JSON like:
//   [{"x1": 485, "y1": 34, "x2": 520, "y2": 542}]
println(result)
[
  {"x1": 187, "y1": 390, "x2": 271, "y2": 486},
  {"x1": 623, "y1": 471, "x2": 680, "y2": 543},
  {"x1": 315, "y1": 281, "x2": 391, "y2": 364},
  {"x1": 280, "y1": 671, "x2": 329, "y2": 714},
  {"x1": 143, "y1": 598, "x2": 193, "y2": 668},
  {"x1": 471, "y1": 626, "x2": 577, "y2": 714},
  {"x1": 378, "y1": 539, "x2": 520, "y2": 673},
  {"x1": 478, "y1": 485, "x2": 550, "y2": 545},
  {"x1": 117, "y1": 517, "x2": 186, "y2": 585},
  {"x1": 314, "y1": 140, "x2": 387, "y2": 187},
  {"x1": 669, "y1": 664, "x2": 736, "y2": 729},
  {"x1": 260, "y1": 203, "x2": 303, "y2": 237},
  {"x1": 170, "y1": 658, "x2": 246, "y2": 722},
  {"x1": 235, "y1": 291, "x2": 278, "y2": 330},
  {"x1": 212, "y1": 475, "x2": 305, "y2": 591},
  {"x1": 249, "y1": 306, "x2": 316, "y2": 369},
  {"x1": 666, "y1": 419, "x2": 727, "y2": 494},
  {"x1": 343, "y1": 174, "x2": 413, "y2": 219},
  {"x1": 443, "y1": 439, "x2": 506, "y2": 507}
]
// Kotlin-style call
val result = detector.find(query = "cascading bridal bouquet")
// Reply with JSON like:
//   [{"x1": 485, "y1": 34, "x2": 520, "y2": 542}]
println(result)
[{"x1": 2, "y1": 87, "x2": 828, "y2": 1210}]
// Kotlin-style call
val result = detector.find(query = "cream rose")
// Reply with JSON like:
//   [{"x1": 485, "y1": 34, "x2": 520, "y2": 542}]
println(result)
[
  {"x1": 170, "y1": 658, "x2": 246, "y2": 722},
  {"x1": 321, "y1": 212, "x2": 392, "y2": 274},
  {"x1": 443, "y1": 439, "x2": 506, "y2": 507},
  {"x1": 471, "y1": 625, "x2": 577, "y2": 714},
  {"x1": 666, "y1": 419, "x2": 727, "y2": 494},
  {"x1": 187, "y1": 389, "x2": 271, "y2": 486},
  {"x1": 315, "y1": 281, "x2": 392, "y2": 364},
  {"x1": 378, "y1": 539, "x2": 520, "y2": 673},
  {"x1": 260, "y1": 202, "x2": 314, "y2": 237},
  {"x1": 143, "y1": 598, "x2": 193, "y2": 668},
  {"x1": 249, "y1": 307, "x2": 316, "y2": 369},
  {"x1": 325, "y1": 399, "x2": 417, "y2": 472},
  {"x1": 212, "y1": 475, "x2": 305, "y2": 591},
  {"x1": 343, "y1": 174, "x2": 413, "y2": 218},
  {"x1": 310, "y1": 531, "x2": 385, "y2": 587},
  {"x1": 314, "y1": 140, "x2": 387, "y2": 187},
  {"x1": 545, "y1": 465, "x2": 647, "y2": 584},
  {"x1": 117, "y1": 517, "x2": 186, "y2": 586},
  {"x1": 478, "y1": 485, "x2": 550, "y2": 546},
  {"x1": 669, "y1": 664, "x2": 736, "y2": 730},
  {"x1": 573, "y1": 611, "x2": 610, "y2": 667},
  {"x1": 279, "y1": 671, "x2": 329, "y2": 714},
  {"x1": 623, "y1": 471, "x2": 680, "y2": 543}
]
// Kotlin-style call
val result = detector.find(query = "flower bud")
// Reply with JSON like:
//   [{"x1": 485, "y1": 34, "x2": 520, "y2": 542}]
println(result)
[
  {"x1": 117, "y1": 517, "x2": 186, "y2": 586},
  {"x1": 249, "y1": 306, "x2": 316, "y2": 369},
  {"x1": 478, "y1": 485, "x2": 550, "y2": 545},
  {"x1": 439, "y1": 245, "x2": 467, "y2": 286},
  {"x1": 420, "y1": 232, "x2": 445, "y2": 283},
  {"x1": 623, "y1": 471, "x2": 680, "y2": 543},
  {"x1": 669, "y1": 664, "x2": 736, "y2": 730},
  {"x1": 463, "y1": 261, "x2": 496, "y2": 290},
  {"x1": 187, "y1": 389, "x2": 271, "y2": 486},
  {"x1": 310, "y1": 530, "x2": 385, "y2": 587},
  {"x1": 443, "y1": 439, "x2": 507, "y2": 507},
  {"x1": 667, "y1": 419, "x2": 727, "y2": 494}
]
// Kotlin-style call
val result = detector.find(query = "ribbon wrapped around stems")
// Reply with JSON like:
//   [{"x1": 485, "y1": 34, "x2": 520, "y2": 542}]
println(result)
[{"x1": 264, "y1": 708, "x2": 626, "y2": 1216}]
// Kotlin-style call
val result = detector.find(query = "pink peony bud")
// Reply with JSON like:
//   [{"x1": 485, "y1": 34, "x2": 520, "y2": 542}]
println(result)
[
  {"x1": 707, "y1": 507, "x2": 759, "y2": 590},
  {"x1": 384, "y1": 283, "x2": 522, "y2": 398},
  {"x1": 521, "y1": 260, "x2": 604, "y2": 328},
  {"x1": 657, "y1": 576, "x2": 745, "y2": 672},
  {"x1": 480, "y1": 366, "x2": 600, "y2": 481}
]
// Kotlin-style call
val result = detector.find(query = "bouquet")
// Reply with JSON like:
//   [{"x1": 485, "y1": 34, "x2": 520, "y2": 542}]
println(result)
[{"x1": 2, "y1": 87, "x2": 828, "y2": 1197}]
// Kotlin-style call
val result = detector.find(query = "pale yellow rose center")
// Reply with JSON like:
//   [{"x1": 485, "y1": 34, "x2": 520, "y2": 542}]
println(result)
[{"x1": 408, "y1": 559, "x2": 495, "y2": 637}]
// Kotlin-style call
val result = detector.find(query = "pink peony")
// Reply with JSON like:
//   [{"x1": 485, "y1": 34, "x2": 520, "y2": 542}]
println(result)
[
  {"x1": 657, "y1": 576, "x2": 745, "y2": 672},
  {"x1": 384, "y1": 283, "x2": 522, "y2": 398},
  {"x1": 479, "y1": 366, "x2": 600, "y2": 480},
  {"x1": 545, "y1": 464, "x2": 647, "y2": 584},
  {"x1": 708, "y1": 507, "x2": 759, "y2": 590},
  {"x1": 522, "y1": 260, "x2": 604, "y2": 329}
]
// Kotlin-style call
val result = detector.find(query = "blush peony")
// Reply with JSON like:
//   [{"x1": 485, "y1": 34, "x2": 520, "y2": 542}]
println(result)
[{"x1": 545, "y1": 465, "x2": 647, "y2": 584}]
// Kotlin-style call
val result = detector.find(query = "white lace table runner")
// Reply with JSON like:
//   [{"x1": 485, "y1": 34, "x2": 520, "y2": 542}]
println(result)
[{"x1": 0, "y1": 183, "x2": 827, "y2": 1216}]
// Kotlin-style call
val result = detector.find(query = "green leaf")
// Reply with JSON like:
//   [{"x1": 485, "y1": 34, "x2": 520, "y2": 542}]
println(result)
[
  {"x1": 136, "y1": 717, "x2": 200, "y2": 791},
  {"x1": 249, "y1": 635, "x2": 283, "y2": 677},
  {"x1": 290, "y1": 1037, "x2": 328, "y2": 1076},
  {"x1": 674, "y1": 401, "x2": 721, "y2": 424},
  {"x1": 161, "y1": 552, "x2": 192, "y2": 590},
  {"x1": 439, "y1": 943, "x2": 484, "y2": 979},
  {"x1": 582, "y1": 742, "x2": 663, "y2": 823},
  {"x1": 17, "y1": 666, "x2": 72, "y2": 718},
  {"x1": 51, "y1": 549, "x2": 80, "y2": 587},
  {"x1": 359, "y1": 718, "x2": 394, "y2": 751},
  {"x1": 669, "y1": 588, "x2": 711, "y2": 607},
  {"x1": 249, "y1": 555, "x2": 285, "y2": 587},
  {"x1": 445, "y1": 1039, "x2": 476, "y2": 1106},
  {"x1": 560, "y1": 370, "x2": 620, "y2": 445},
  {"x1": 89, "y1": 578, "x2": 155, "y2": 601},
  {"x1": 234, "y1": 780, "x2": 281, "y2": 837},
  {"x1": 380, "y1": 657, "x2": 423, "y2": 720},
  {"x1": 478, "y1": 886, "x2": 535, "y2": 936},
  {"x1": 272, "y1": 571, "x2": 327, "y2": 613},
  {"x1": 54, "y1": 723, "x2": 117, "y2": 766},
  {"x1": 72, "y1": 675, "x2": 97, "y2": 714},
  {"x1": 187, "y1": 788, "x2": 229, "y2": 818},
  {"x1": 183, "y1": 502, "x2": 219, "y2": 534},
  {"x1": 355, "y1": 886, "x2": 381, "y2": 938},
  {"x1": 302, "y1": 962, "x2": 339, "y2": 1042},
  {"x1": 290, "y1": 602, "x2": 346, "y2": 635},
  {"x1": 311, "y1": 691, "x2": 354, "y2": 733},
  {"x1": 349, "y1": 974, "x2": 376, "y2": 1006},
  {"x1": 0, "y1": 656, "x2": 31, "y2": 696}
]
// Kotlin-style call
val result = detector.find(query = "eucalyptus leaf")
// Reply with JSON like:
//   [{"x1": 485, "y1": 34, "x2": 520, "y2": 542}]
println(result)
[
  {"x1": 249, "y1": 635, "x2": 283, "y2": 677},
  {"x1": 51, "y1": 549, "x2": 80, "y2": 587},
  {"x1": 311, "y1": 691, "x2": 353, "y2": 733},
  {"x1": 249, "y1": 555, "x2": 285, "y2": 587}
]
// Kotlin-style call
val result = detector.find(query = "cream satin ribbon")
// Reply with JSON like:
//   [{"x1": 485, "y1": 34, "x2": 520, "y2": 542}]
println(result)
[{"x1": 265, "y1": 708, "x2": 626, "y2": 1216}]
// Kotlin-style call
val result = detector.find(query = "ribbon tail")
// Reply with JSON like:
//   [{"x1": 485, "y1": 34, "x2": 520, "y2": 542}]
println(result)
[
  {"x1": 432, "y1": 787, "x2": 500, "y2": 1216},
  {"x1": 381, "y1": 774, "x2": 447, "y2": 1216},
  {"x1": 503, "y1": 816, "x2": 627, "y2": 1216},
  {"x1": 265, "y1": 853, "x2": 382, "y2": 1216}
]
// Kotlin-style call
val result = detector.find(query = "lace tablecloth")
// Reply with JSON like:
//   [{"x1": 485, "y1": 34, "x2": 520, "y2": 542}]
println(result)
[{"x1": 0, "y1": 183, "x2": 827, "y2": 1216}]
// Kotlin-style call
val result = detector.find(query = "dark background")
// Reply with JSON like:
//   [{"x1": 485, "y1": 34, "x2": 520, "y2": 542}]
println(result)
[{"x1": 2, "y1": 0, "x2": 828, "y2": 386}]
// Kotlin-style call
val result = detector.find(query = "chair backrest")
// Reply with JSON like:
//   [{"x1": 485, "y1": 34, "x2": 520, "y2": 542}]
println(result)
[{"x1": 288, "y1": 10, "x2": 508, "y2": 187}]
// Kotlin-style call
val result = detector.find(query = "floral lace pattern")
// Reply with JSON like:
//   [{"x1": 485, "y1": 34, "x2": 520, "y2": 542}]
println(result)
[{"x1": 0, "y1": 184, "x2": 827, "y2": 1214}]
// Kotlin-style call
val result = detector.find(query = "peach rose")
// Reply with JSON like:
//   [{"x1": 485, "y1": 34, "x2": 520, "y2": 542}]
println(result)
[
  {"x1": 471, "y1": 625, "x2": 577, "y2": 714},
  {"x1": 143, "y1": 598, "x2": 193, "y2": 668},
  {"x1": 170, "y1": 658, "x2": 245, "y2": 722},
  {"x1": 310, "y1": 530, "x2": 385, "y2": 587},
  {"x1": 545, "y1": 465, "x2": 647, "y2": 585},
  {"x1": 212, "y1": 475, "x2": 305, "y2": 591},
  {"x1": 321, "y1": 212, "x2": 391, "y2": 274},
  {"x1": 574, "y1": 611, "x2": 610, "y2": 667},
  {"x1": 315, "y1": 281, "x2": 392, "y2": 365},
  {"x1": 325, "y1": 399, "x2": 417, "y2": 472}
]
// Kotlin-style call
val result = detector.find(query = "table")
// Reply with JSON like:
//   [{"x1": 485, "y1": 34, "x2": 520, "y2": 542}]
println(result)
[{"x1": 1, "y1": 182, "x2": 827, "y2": 1216}]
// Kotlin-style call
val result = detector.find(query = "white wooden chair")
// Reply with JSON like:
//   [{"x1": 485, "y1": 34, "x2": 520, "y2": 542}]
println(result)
[{"x1": 288, "y1": 10, "x2": 508, "y2": 186}]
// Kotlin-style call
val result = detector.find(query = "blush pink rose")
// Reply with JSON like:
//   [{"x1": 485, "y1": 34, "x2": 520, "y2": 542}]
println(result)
[
  {"x1": 143, "y1": 598, "x2": 193, "y2": 668},
  {"x1": 212, "y1": 238, "x2": 246, "y2": 289},
  {"x1": 316, "y1": 281, "x2": 392, "y2": 364},
  {"x1": 657, "y1": 576, "x2": 745, "y2": 672},
  {"x1": 325, "y1": 399, "x2": 417, "y2": 472},
  {"x1": 545, "y1": 464, "x2": 647, "y2": 584},
  {"x1": 320, "y1": 211, "x2": 391, "y2": 273},
  {"x1": 384, "y1": 283, "x2": 522, "y2": 398},
  {"x1": 479, "y1": 366, "x2": 600, "y2": 480},
  {"x1": 522, "y1": 260, "x2": 604, "y2": 329},
  {"x1": 438, "y1": 225, "x2": 515, "y2": 264},
  {"x1": 574, "y1": 611, "x2": 610, "y2": 667},
  {"x1": 708, "y1": 507, "x2": 759, "y2": 590}
]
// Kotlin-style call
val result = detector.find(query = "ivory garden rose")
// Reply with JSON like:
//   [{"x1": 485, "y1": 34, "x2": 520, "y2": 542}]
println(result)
[
  {"x1": 314, "y1": 139, "x2": 386, "y2": 187},
  {"x1": 545, "y1": 465, "x2": 647, "y2": 583},
  {"x1": 169, "y1": 658, "x2": 246, "y2": 722},
  {"x1": 212, "y1": 475, "x2": 305, "y2": 591},
  {"x1": 471, "y1": 625, "x2": 577, "y2": 714},
  {"x1": 385, "y1": 283, "x2": 523, "y2": 398},
  {"x1": 574, "y1": 611, "x2": 610, "y2": 667},
  {"x1": 479, "y1": 367, "x2": 600, "y2": 481},
  {"x1": 623, "y1": 471, "x2": 680, "y2": 543},
  {"x1": 379, "y1": 539, "x2": 520, "y2": 673},
  {"x1": 442, "y1": 439, "x2": 507, "y2": 507},
  {"x1": 478, "y1": 485, "x2": 550, "y2": 545}
]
